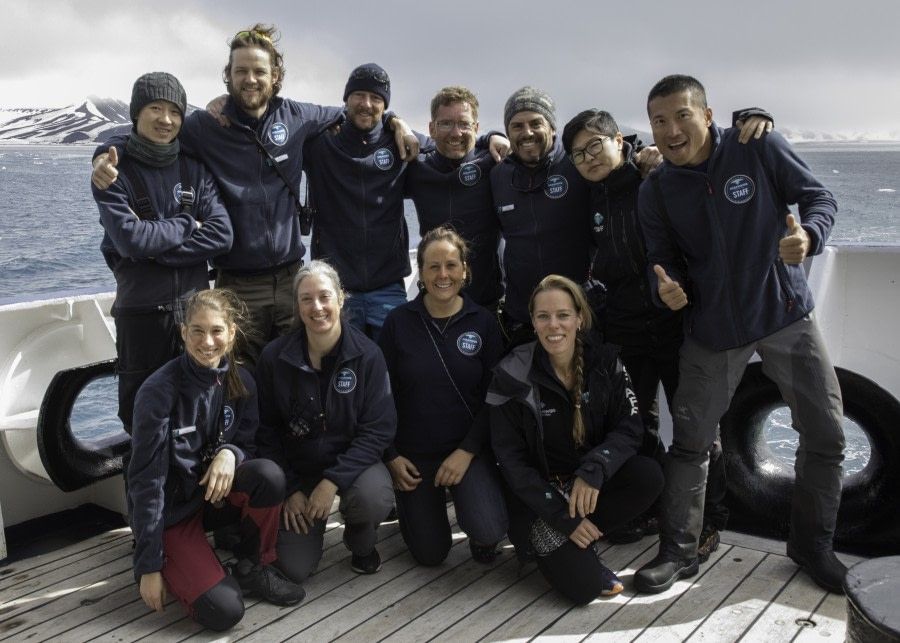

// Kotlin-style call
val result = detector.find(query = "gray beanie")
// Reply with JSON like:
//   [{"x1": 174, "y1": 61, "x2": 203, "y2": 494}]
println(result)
[
  {"x1": 343, "y1": 63, "x2": 391, "y2": 108},
  {"x1": 130, "y1": 72, "x2": 187, "y2": 123},
  {"x1": 504, "y1": 86, "x2": 556, "y2": 132}
]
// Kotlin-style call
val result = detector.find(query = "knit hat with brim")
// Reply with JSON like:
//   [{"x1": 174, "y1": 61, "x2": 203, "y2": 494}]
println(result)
[{"x1": 130, "y1": 72, "x2": 187, "y2": 123}]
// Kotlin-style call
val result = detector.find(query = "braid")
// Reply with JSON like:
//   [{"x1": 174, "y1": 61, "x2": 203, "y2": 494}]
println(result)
[{"x1": 571, "y1": 333, "x2": 586, "y2": 446}]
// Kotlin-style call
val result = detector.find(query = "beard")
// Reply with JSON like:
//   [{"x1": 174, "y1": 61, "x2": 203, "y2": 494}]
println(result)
[{"x1": 227, "y1": 80, "x2": 272, "y2": 114}]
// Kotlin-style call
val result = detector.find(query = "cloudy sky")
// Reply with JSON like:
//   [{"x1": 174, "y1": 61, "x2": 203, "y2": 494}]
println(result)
[{"x1": 5, "y1": 1, "x2": 899, "y2": 137}]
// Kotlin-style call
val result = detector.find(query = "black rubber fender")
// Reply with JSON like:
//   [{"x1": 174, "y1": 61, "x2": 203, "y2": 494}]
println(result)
[
  {"x1": 37, "y1": 360, "x2": 130, "y2": 492},
  {"x1": 720, "y1": 363, "x2": 900, "y2": 557}
]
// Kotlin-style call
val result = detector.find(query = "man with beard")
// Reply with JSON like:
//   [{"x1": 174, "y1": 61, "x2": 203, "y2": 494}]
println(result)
[
  {"x1": 304, "y1": 64, "x2": 429, "y2": 340},
  {"x1": 491, "y1": 87, "x2": 594, "y2": 346},
  {"x1": 404, "y1": 86, "x2": 505, "y2": 312},
  {"x1": 92, "y1": 26, "x2": 418, "y2": 366}
]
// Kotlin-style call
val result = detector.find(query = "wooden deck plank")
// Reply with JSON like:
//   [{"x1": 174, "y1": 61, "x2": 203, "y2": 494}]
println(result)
[{"x1": 740, "y1": 569, "x2": 834, "y2": 641}]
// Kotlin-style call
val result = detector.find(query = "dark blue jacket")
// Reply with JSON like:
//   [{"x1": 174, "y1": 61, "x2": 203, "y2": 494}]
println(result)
[
  {"x1": 92, "y1": 138, "x2": 232, "y2": 315},
  {"x1": 305, "y1": 121, "x2": 429, "y2": 292},
  {"x1": 378, "y1": 291, "x2": 503, "y2": 458},
  {"x1": 487, "y1": 339, "x2": 643, "y2": 537},
  {"x1": 587, "y1": 137, "x2": 682, "y2": 349},
  {"x1": 99, "y1": 96, "x2": 344, "y2": 274},
  {"x1": 254, "y1": 323, "x2": 397, "y2": 494},
  {"x1": 638, "y1": 125, "x2": 836, "y2": 350},
  {"x1": 491, "y1": 137, "x2": 591, "y2": 325},
  {"x1": 128, "y1": 353, "x2": 258, "y2": 576},
  {"x1": 405, "y1": 146, "x2": 503, "y2": 307}
]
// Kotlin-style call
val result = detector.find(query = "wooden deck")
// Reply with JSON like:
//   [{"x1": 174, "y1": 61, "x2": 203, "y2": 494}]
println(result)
[{"x1": 0, "y1": 506, "x2": 862, "y2": 643}]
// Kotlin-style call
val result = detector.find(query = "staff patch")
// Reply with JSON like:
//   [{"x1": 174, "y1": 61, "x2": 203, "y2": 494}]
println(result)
[
  {"x1": 724, "y1": 175, "x2": 755, "y2": 204},
  {"x1": 374, "y1": 148, "x2": 394, "y2": 170},
  {"x1": 223, "y1": 405, "x2": 234, "y2": 430},
  {"x1": 544, "y1": 175, "x2": 568, "y2": 199},
  {"x1": 268, "y1": 123, "x2": 289, "y2": 146},
  {"x1": 456, "y1": 331, "x2": 482, "y2": 356},
  {"x1": 333, "y1": 368, "x2": 358, "y2": 394},
  {"x1": 458, "y1": 163, "x2": 482, "y2": 186}
]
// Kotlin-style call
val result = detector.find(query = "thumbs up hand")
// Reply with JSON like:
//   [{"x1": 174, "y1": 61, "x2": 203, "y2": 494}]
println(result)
[
  {"x1": 779, "y1": 214, "x2": 810, "y2": 264},
  {"x1": 91, "y1": 146, "x2": 119, "y2": 190},
  {"x1": 654, "y1": 264, "x2": 688, "y2": 310}
]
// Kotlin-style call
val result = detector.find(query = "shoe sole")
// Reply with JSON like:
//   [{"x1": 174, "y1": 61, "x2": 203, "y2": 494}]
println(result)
[{"x1": 634, "y1": 558, "x2": 699, "y2": 594}]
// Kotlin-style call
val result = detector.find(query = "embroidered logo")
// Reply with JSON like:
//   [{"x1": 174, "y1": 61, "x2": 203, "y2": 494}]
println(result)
[
  {"x1": 374, "y1": 148, "x2": 394, "y2": 170},
  {"x1": 592, "y1": 211, "x2": 605, "y2": 232},
  {"x1": 724, "y1": 175, "x2": 755, "y2": 204},
  {"x1": 625, "y1": 387, "x2": 639, "y2": 416},
  {"x1": 458, "y1": 163, "x2": 482, "y2": 186},
  {"x1": 173, "y1": 183, "x2": 195, "y2": 204},
  {"x1": 223, "y1": 406, "x2": 234, "y2": 430},
  {"x1": 333, "y1": 368, "x2": 358, "y2": 394},
  {"x1": 540, "y1": 401, "x2": 557, "y2": 417},
  {"x1": 544, "y1": 175, "x2": 568, "y2": 199},
  {"x1": 456, "y1": 332, "x2": 482, "y2": 356},
  {"x1": 268, "y1": 123, "x2": 288, "y2": 146}
]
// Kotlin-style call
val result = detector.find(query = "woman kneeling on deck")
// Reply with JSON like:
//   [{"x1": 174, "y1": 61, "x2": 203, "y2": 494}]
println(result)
[
  {"x1": 254, "y1": 260, "x2": 396, "y2": 581},
  {"x1": 128, "y1": 289, "x2": 304, "y2": 632},
  {"x1": 487, "y1": 275, "x2": 664, "y2": 603}
]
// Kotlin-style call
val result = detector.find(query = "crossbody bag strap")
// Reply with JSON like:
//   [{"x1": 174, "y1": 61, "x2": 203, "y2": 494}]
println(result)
[{"x1": 420, "y1": 316, "x2": 474, "y2": 420}]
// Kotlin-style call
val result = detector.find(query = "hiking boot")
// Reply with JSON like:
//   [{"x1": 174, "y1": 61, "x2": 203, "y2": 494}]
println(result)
[
  {"x1": 786, "y1": 543, "x2": 847, "y2": 594},
  {"x1": 351, "y1": 548, "x2": 382, "y2": 574},
  {"x1": 469, "y1": 540, "x2": 499, "y2": 564},
  {"x1": 634, "y1": 554, "x2": 699, "y2": 594},
  {"x1": 598, "y1": 561, "x2": 624, "y2": 596},
  {"x1": 697, "y1": 525, "x2": 721, "y2": 564},
  {"x1": 608, "y1": 513, "x2": 660, "y2": 544},
  {"x1": 229, "y1": 561, "x2": 305, "y2": 607}
]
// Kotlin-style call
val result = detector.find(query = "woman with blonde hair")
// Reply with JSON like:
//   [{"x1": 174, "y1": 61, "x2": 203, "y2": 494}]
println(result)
[{"x1": 487, "y1": 275, "x2": 663, "y2": 603}]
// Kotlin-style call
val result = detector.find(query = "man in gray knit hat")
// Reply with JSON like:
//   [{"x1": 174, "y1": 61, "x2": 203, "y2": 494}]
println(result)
[{"x1": 490, "y1": 86, "x2": 592, "y2": 346}]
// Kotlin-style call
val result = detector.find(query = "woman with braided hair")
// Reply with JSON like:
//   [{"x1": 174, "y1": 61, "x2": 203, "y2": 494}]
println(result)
[{"x1": 487, "y1": 275, "x2": 663, "y2": 603}]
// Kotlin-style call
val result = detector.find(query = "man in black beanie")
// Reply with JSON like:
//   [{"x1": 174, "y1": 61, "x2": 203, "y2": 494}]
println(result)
[{"x1": 303, "y1": 63, "x2": 429, "y2": 341}]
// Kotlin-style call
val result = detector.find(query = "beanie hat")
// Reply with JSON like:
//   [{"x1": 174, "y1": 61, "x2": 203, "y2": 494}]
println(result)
[
  {"x1": 504, "y1": 86, "x2": 556, "y2": 132},
  {"x1": 343, "y1": 63, "x2": 391, "y2": 108},
  {"x1": 130, "y1": 72, "x2": 187, "y2": 123}
]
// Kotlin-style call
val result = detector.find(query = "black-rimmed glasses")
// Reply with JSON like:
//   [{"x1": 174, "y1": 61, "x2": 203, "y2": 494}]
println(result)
[
  {"x1": 433, "y1": 120, "x2": 475, "y2": 133},
  {"x1": 569, "y1": 136, "x2": 609, "y2": 165}
]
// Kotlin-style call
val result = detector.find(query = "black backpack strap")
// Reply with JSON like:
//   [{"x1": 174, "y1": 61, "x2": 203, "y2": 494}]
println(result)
[
  {"x1": 117, "y1": 157, "x2": 155, "y2": 221},
  {"x1": 178, "y1": 155, "x2": 194, "y2": 217}
]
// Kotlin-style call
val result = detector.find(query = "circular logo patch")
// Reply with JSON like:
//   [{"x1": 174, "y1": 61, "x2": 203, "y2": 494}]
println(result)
[
  {"x1": 223, "y1": 406, "x2": 234, "y2": 430},
  {"x1": 333, "y1": 368, "x2": 358, "y2": 394},
  {"x1": 456, "y1": 331, "x2": 482, "y2": 356},
  {"x1": 173, "y1": 183, "x2": 195, "y2": 204},
  {"x1": 544, "y1": 175, "x2": 568, "y2": 199},
  {"x1": 268, "y1": 123, "x2": 288, "y2": 146},
  {"x1": 458, "y1": 163, "x2": 482, "y2": 186},
  {"x1": 374, "y1": 148, "x2": 394, "y2": 170},
  {"x1": 724, "y1": 175, "x2": 755, "y2": 204}
]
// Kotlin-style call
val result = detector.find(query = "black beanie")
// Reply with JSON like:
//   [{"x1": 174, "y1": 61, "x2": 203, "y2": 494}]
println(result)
[
  {"x1": 343, "y1": 63, "x2": 391, "y2": 108},
  {"x1": 504, "y1": 86, "x2": 557, "y2": 132},
  {"x1": 130, "y1": 72, "x2": 187, "y2": 123}
]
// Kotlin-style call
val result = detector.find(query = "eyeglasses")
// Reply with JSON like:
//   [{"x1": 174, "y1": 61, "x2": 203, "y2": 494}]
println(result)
[
  {"x1": 569, "y1": 136, "x2": 609, "y2": 165},
  {"x1": 288, "y1": 396, "x2": 326, "y2": 439},
  {"x1": 433, "y1": 120, "x2": 475, "y2": 133},
  {"x1": 349, "y1": 66, "x2": 390, "y2": 88},
  {"x1": 233, "y1": 30, "x2": 273, "y2": 43}
]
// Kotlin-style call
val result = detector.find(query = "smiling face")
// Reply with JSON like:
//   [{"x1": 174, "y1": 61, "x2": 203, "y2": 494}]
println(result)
[
  {"x1": 181, "y1": 307, "x2": 236, "y2": 369},
  {"x1": 346, "y1": 90, "x2": 385, "y2": 132},
  {"x1": 507, "y1": 111, "x2": 555, "y2": 167},
  {"x1": 227, "y1": 46, "x2": 279, "y2": 118},
  {"x1": 531, "y1": 288, "x2": 583, "y2": 361},
  {"x1": 419, "y1": 239, "x2": 466, "y2": 306},
  {"x1": 569, "y1": 129, "x2": 624, "y2": 182},
  {"x1": 297, "y1": 274, "x2": 344, "y2": 337},
  {"x1": 429, "y1": 100, "x2": 479, "y2": 160},
  {"x1": 135, "y1": 100, "x2": 182, "y2": 144},
  {"x1": 648, "y1": 90, "x2": 713, "y2": 166}
]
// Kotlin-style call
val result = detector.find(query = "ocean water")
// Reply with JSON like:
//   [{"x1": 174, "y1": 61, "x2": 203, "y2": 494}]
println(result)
[{"x1": 1, "y1": 142, "x2": 897, "y2": 473}]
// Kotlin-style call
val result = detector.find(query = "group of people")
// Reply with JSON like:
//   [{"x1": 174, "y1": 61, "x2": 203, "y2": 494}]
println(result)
[{"x1": 91, "y1": 21, "x2": 848, "y2": 632}]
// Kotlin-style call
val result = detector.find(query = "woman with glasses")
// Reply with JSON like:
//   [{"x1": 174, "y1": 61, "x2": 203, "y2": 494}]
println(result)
[
  {"x1": 378, "y1": 227, "x2": 508, "y2": 566},
  {"x1": 254, "y1": 260, "x2": 397, "y2": 582},
  {"x1": 487, "y1": 275, "x2": 664, "y2": 603}
]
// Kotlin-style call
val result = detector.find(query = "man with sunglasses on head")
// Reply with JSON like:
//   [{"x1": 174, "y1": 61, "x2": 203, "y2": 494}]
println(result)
[{"x1": 92, "y1": 26, "x2": 419, "y2": 367}]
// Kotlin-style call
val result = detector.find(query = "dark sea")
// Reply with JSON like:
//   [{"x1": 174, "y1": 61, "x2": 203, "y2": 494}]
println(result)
[{"x1": 1, "y1": 142, "x2": 897, "y2": 472}]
